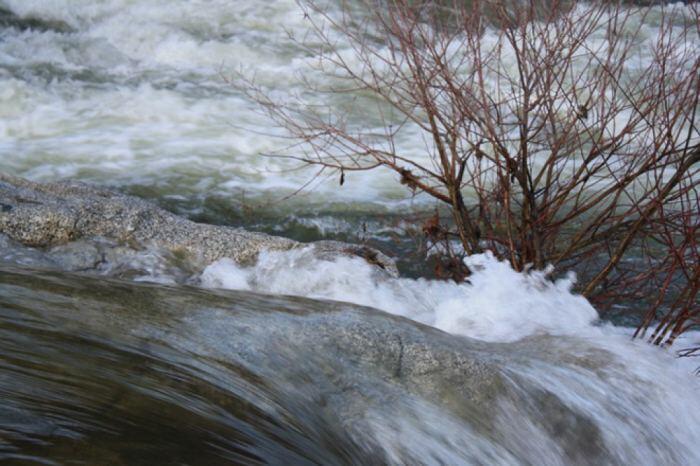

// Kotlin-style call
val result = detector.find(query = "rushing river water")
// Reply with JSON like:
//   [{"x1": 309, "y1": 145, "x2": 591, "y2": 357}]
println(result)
[
  {"x1": 3, "y1": 265, "x2": 700, "y2": 465},
  {"x1": 1, "y1": 1, "x2": 700, "y2": 464}
]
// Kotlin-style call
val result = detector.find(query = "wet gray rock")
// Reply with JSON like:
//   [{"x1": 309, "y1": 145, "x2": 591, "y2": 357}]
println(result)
[
  {"x1": 0, "y1": 265, "x2": 503, "y2": 432},
  {"x1": 49, "y1": 240, "x2": 103, "y2": 271},
  {"x1": 0, "y1": 173, "x2": 397, "y2": 273},
  {"x1": 1, "y1": 266, "x2": 612, "y2": 464}
]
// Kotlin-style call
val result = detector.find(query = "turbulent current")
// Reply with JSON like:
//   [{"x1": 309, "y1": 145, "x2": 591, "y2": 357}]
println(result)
[
  {"x1": 3, "y1": 263, "x2": 700, "y2": 465},
  {"x1": 1, "y1": 1, "x2": 700, "y2": 465}
]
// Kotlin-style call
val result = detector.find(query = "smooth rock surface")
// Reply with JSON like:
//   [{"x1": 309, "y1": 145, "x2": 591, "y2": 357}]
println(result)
[
  {"x1": 0, "y1": 265, "x2": 612, "y2": 464},
  {"x1": 0, "y1": 266, "x2": 505, "y2": 427}
]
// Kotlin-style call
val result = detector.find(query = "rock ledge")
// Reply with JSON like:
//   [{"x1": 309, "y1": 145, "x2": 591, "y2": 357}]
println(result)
[{"x1": 0, "y1": 173, "x2": 397, "y2": 273}]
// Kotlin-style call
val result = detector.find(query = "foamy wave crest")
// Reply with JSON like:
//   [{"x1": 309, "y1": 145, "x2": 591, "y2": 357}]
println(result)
[{"x1": 200, "y1": 248, "x2": 598, "y2": 342}]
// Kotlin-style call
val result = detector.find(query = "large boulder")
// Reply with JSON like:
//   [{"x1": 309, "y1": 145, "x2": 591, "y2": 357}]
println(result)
[{"x1": 0, "y1": 173, "x2": 397, "y2": 274}]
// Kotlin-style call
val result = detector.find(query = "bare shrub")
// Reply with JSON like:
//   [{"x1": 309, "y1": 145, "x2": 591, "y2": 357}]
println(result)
[{"x1": 241, "y1": 0, "x2": 699, "y2": 346}]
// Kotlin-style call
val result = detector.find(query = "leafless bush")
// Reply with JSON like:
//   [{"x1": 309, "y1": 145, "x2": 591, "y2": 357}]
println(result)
[{"x1": 241, "y1": 0, "x2": 699, "y2": 346}]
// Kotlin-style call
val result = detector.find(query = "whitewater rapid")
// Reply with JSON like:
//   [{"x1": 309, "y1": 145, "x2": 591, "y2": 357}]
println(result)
[
  {"x1": 6, "y1": 230, "x2": 700, "y2": 464},
  {"x1": 2, "y1": 0, "x2": 696, "y2": 209},
  {"x1": 0, "y1": 0, "x2": 406, "y2": 207}
]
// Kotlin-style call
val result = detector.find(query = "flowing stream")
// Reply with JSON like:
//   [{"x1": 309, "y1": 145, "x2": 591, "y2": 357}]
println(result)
[
  {"x1": 3, "y1": 264, "x2": 700, "y2": 465},
  {"x1": 1, "y1": 1, "x2": 700, "y2": 464}
]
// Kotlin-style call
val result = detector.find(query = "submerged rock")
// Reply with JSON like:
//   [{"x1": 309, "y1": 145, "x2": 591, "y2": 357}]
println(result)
[
  {"x1": 0, "y1": 173, "x2": 397, "y2": 274},
  {"x1": 0, "y1": 266, "x2": 611, "y2": 464}
]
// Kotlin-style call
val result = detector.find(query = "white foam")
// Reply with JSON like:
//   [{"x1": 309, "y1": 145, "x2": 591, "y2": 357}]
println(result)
[
  {"x1": 199, "y1": 257, "x2": 251, "y2": 290},
  {"x1": 199, "y1": 248, "x2": 598, "y2": 343}
]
